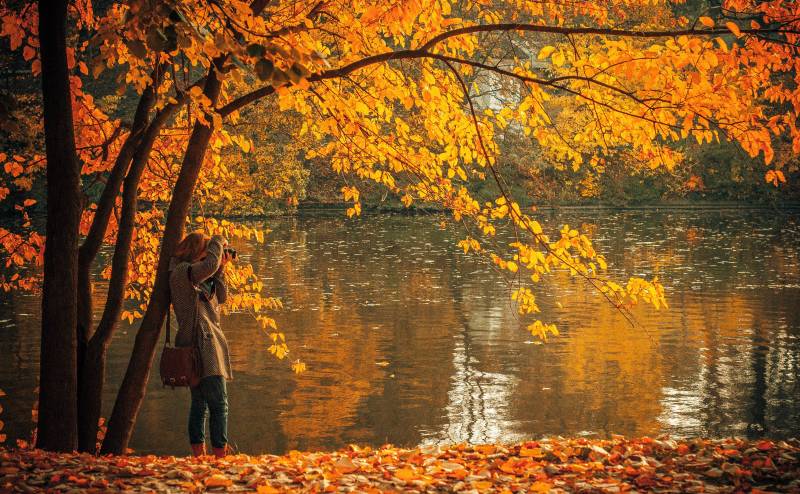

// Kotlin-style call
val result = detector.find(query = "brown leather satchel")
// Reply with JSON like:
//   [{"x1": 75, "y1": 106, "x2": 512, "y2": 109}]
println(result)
[{"x1": 159, "y1": 266, "x2": 202, "y2": 388}]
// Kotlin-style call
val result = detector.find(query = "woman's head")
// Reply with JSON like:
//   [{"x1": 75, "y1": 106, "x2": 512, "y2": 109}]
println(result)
[{"x1": 174, "y1": 231, "x2": 210, "y2": 263}]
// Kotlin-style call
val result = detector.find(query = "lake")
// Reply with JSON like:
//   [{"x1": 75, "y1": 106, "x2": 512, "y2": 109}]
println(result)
[{"x1": 1, "y1": 209, "x2": 798, "y2": 456}]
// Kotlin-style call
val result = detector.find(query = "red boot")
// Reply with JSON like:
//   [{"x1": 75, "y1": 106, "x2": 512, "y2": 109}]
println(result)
[
  {"x1": 190, "y1": 443, "x2": 206, "y2": 457},
  {"x1": 212, "y1": 445, "x2": 228, "y2": 458}
]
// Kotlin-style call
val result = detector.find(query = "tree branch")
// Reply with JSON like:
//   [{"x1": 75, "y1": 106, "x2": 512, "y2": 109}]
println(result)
[{"x1": 219, "y1": 20, "x2": 799, "y2": 117}]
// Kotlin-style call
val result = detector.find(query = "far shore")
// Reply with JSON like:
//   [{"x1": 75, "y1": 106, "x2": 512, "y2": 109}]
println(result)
[{"x1": 203, "y1": 199, "x2": 800, "y2": 220}]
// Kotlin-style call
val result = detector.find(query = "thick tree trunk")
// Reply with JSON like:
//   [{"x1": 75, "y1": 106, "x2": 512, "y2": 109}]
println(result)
[
  {"x1": 76, "y1": 343, "x2": 105, "y2": 453},
  {"x1": 36, "y1": 0, "x2": 80, "y2": 451},
  {"x1": 101, "y1": 68, "x2": 223, "y2": 454},
  {"x1": 77, "y1": 110, "x2": 172, "y2": 452}
]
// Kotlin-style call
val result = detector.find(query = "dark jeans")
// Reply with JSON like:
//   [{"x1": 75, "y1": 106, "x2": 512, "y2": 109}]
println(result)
[{"x1": 189, "y1": 375, "x2": 228, "y2": 448}]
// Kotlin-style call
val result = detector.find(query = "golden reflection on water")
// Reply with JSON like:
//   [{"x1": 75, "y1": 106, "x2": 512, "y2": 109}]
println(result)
[{"x1": 0, "y1": 210, "x2": 798, "y2": 455}]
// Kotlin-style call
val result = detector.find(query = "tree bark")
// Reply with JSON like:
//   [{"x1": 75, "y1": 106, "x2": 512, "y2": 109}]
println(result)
[
  {"x1": 36, "y1": 0, "x2": 80, "y2": 452},
  {"x1": 76, "y1": 83, "x2": 156, "y2": 337},
  {"x1": 100, "y1": 0, "x2": 268, "y2": 454},
  {"x1": 101, "y1": 67, "x2": 223, "y2": 454},
  {"x1": 77, "y1": 106, "x2": 175, "y2": 452},
  {"x1": 75, "y1": 80, "x2": 159, "y2": 452}
]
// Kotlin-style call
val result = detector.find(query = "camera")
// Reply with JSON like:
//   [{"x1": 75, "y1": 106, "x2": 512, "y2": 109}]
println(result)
[{"x1": 224, "y1": 247, "x2": 237, "y2": 260}]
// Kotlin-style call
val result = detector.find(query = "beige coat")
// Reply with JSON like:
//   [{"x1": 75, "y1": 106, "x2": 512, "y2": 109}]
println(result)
[{"x1": 169, "y1": 235, "x2": 232, "y2": 380}]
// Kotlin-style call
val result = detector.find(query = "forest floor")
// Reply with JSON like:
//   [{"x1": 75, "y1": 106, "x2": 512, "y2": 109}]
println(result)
[{"x1": 1, "y1": 437, "x2": 799, "y2": 493}]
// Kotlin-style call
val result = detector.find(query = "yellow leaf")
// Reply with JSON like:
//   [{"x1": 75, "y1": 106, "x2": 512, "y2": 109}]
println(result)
[
  {"x1": 537, "y1": 45, "x2": 556, "y2": 60},
  {"x1": 291, "y1": 360, "x2": 306, "y2": 373}
]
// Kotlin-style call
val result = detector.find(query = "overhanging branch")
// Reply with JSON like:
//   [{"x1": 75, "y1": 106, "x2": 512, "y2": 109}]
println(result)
[{"x1": 218, "y1": 20, "x2": 799, "y2": 116}]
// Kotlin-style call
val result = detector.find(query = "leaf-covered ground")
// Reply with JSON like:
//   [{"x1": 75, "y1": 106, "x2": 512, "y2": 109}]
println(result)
[{"x1": 1, "y1": 437, "x2": 799, "y2": 493}]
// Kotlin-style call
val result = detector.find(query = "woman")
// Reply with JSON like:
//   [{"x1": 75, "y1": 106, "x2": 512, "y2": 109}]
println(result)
[{"x1": 170, "y1": 232, "x2": 234, "y2": 458}]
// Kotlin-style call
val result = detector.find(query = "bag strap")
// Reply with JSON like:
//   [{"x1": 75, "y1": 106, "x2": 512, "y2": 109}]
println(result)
[
  {"x1": 190, "y1": 268, "x2": 201, "y2": 348},
  {"x1": 164, "y1": 274, "x2": 172, "y2": 347},
  {"x1": 165, "y1": 302, "x2": 172, "y2": 346}
]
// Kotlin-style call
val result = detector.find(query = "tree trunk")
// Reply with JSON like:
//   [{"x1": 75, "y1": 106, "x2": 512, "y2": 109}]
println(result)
[
  {"x1": 100, "y1": 0, "x2": 268, "y2": 454},
  {"x1": 36, "y1": 0, "x2": 80, "y2": 451},
  {"x1": 77, "y1": 109, "x2": 172, "y2": 452},
  {"x1": 101, "y1": 67, "x2": 223, "y2": 454},
  {"x1": 77, "y1": 80, "x2": 157, "y2": 336}
]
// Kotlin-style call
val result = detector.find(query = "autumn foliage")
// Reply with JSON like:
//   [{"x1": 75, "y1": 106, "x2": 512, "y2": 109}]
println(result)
[
  {"x1": 1, "y1": 0, "x2": 799, "y2": 453},
  {"x1": 2, "y1": 437, "x2": 800, "y2": 492}
]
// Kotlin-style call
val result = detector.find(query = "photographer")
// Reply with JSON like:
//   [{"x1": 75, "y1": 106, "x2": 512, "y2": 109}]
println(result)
[{"x1": 169, "y1": 232, "x2": 236, "y2": 458}]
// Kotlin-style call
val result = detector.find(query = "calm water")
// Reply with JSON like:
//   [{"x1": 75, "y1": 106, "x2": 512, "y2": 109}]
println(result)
[{"x1": 1, "y1": 209, "x2": 799, "y2": 456}]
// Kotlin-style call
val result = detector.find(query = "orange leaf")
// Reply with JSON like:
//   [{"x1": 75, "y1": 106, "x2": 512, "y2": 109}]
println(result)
[
  {"x1": 394, "y1": 468, "x2": 417, "y2": 481},
  {"x1": 699, "y1": 16, "x2": 715, "y2": 28},
  {"x1": 204, "y1": 475, "x2": 232, "y2": 488},
  {"x1": 726, "y1": 22, "x2": 742, "y2": 37},
  {"x1": 519, "y1": 447, "x2": 543, "y2": 458},
  {"x1": 334, "y1": 456, "x2": 358, "y2": 473},
  {"x1": 756, "y1": 440, "x2": 774, "y2": 451},
  {"x1": 22, "y1": 45, "x2": 35, "y2": 61},
  {"x1": 499, "y1": 460, "x2": 517, "y2": 474}
]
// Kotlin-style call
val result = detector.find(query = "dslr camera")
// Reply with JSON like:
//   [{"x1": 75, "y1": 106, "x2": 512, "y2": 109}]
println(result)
[{"x1": 224, "y1": 247, "x2": 237, "y2": 260}]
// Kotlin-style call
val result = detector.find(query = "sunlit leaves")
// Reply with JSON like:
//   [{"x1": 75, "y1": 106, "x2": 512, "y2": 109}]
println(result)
[
  {"x1": 3, "y1": 437, "x2": 800, "y2": 491},
  {"x1": 699, "y1": 16, "x2": 715, "y2": 28},
  {"x1": 2, "y1": 0, "x2": 799, "y2": 355},
  {"x1": 725, "y1": 21, "x2": 743, "y2": 38},
  {"x1": 537, "y1": 45, "x2": 556, "y2": 59},
  {"x1": 268, "y1": 332, "x2": 289, "y2": 359},
  {"x1": 765, "y1": 169, "x2": 787, "y2": 186},
  {"x1": 527, "y1": 320, "x2": 559, "y2": 341}
]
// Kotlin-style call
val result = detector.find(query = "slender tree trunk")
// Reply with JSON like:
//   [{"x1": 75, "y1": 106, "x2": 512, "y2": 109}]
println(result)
[
  {"x1": 36, "y1": 0, "x2": 80, "y2": 451},
  {"x1": 77, "y1": 80, "x2": 157, "y2": 336},
  {"x1": 101, "y1": 67, "x2": 223, "y2": 454},
  {"x1": 101, "y1": 0, "x2": 268, "y2": 454},
  {"x1": 77, "y1": 109, "x2": 173, "y2": 452},
  {"x1": 76, "y1": 135, "x2": 136, "y2": 452}
]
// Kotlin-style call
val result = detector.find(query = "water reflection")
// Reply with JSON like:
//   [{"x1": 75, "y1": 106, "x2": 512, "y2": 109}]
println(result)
[{"x1": 0, "y1": 209, "x2": 798, "y2": 455}]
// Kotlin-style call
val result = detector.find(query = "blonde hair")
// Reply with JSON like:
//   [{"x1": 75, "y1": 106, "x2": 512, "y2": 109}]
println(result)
[{"x1": 174, "y1": 231, "x2": 209, "y2": 263}]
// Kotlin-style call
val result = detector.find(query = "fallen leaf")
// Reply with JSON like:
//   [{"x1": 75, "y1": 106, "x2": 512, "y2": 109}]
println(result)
[{"x1": 205, "y1": 474, "x2": 233, "y2": 488}]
